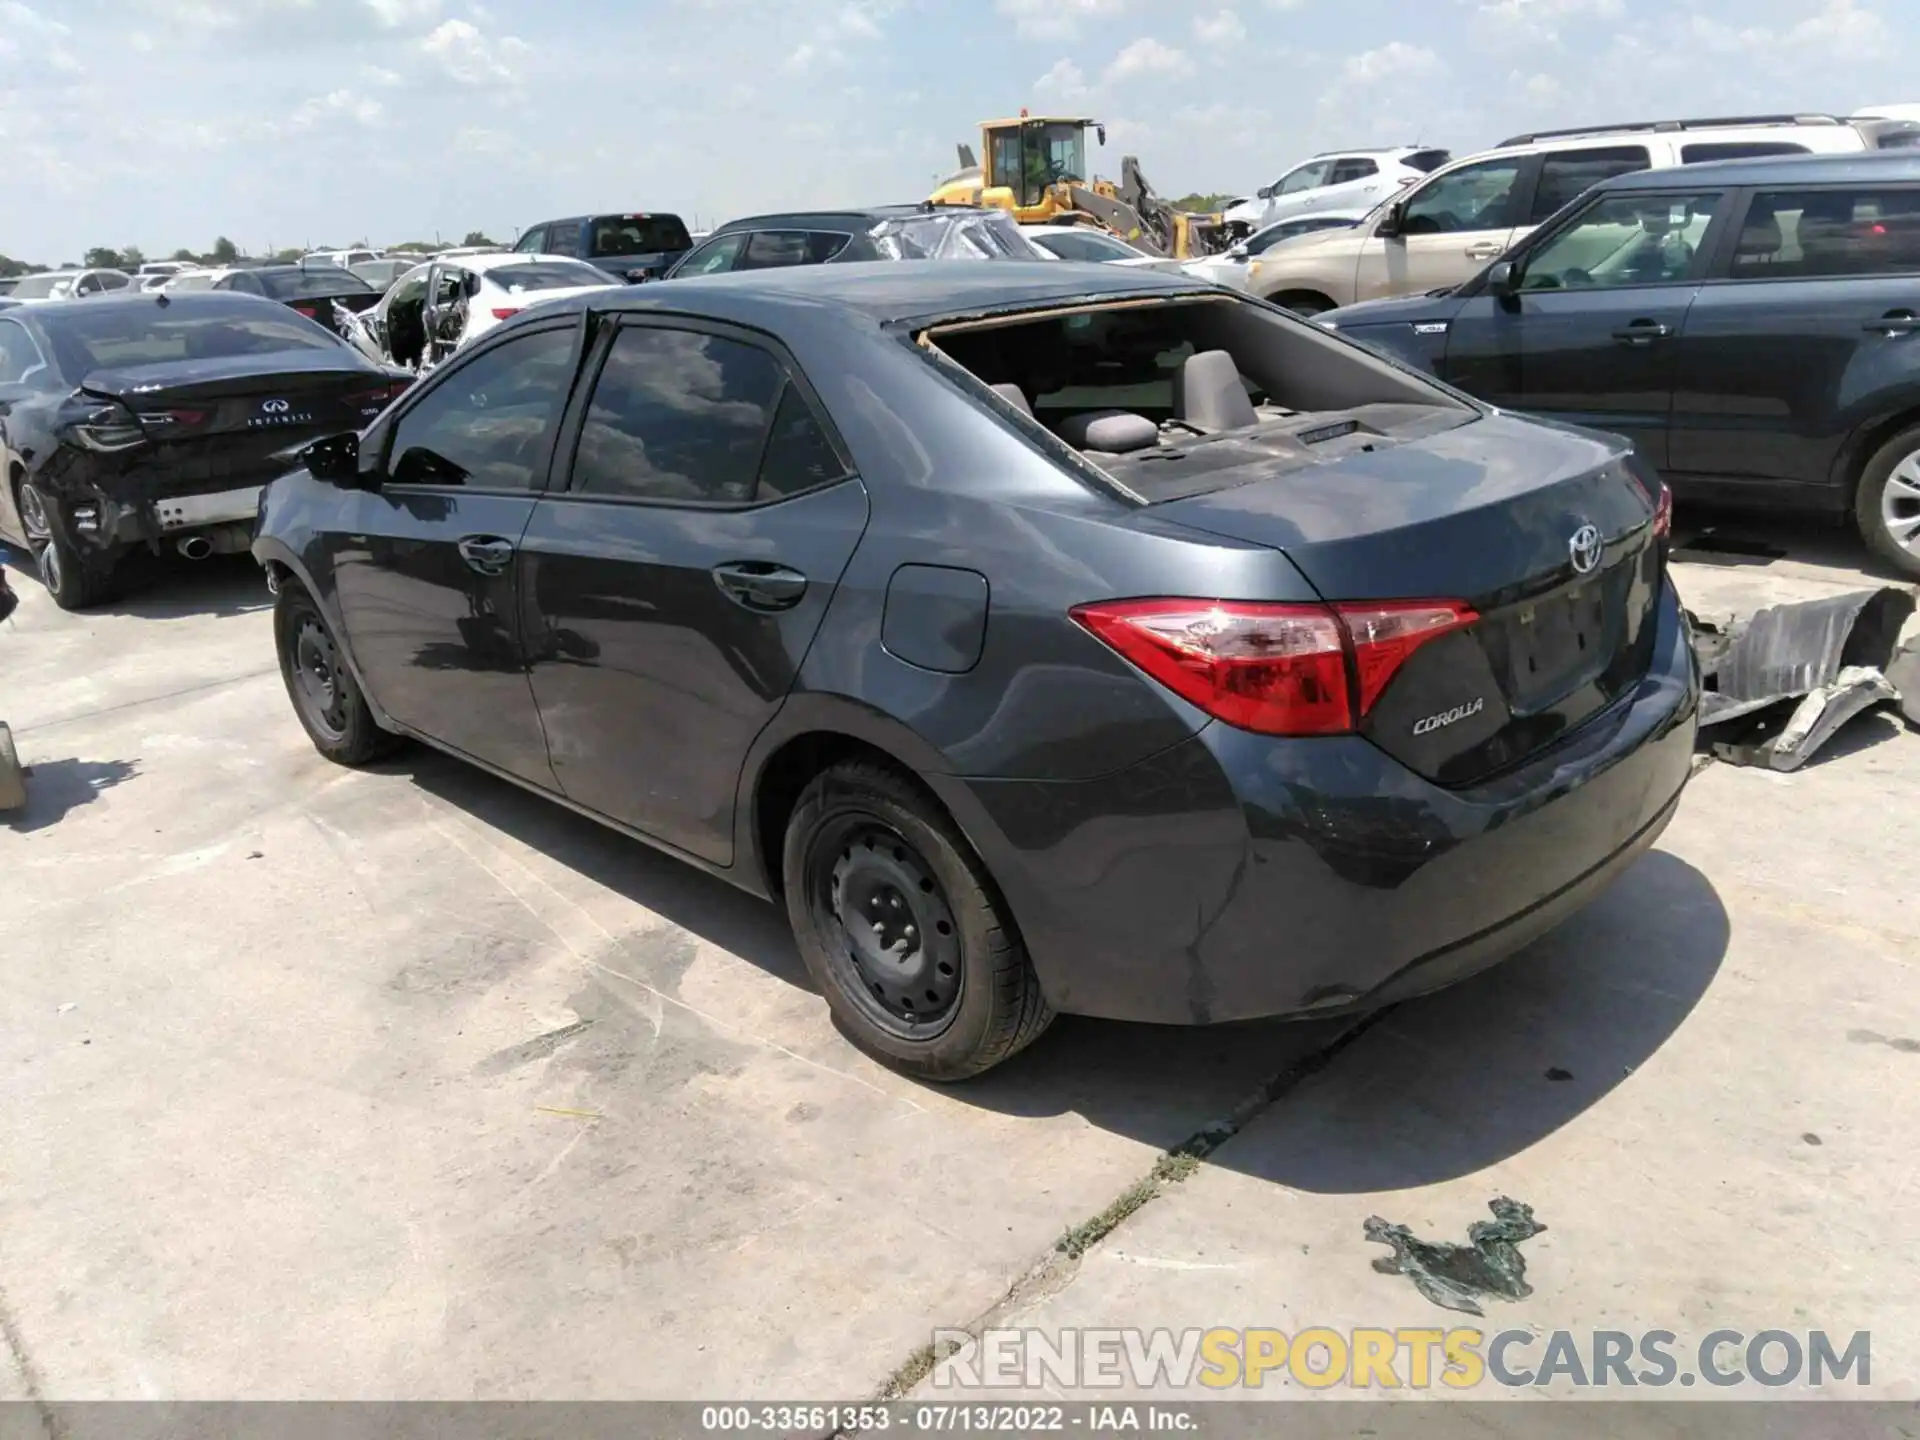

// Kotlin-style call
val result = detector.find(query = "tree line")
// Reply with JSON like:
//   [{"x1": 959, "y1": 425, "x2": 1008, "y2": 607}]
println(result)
[{"x1": 0, "y1": 231, "x2": 500, "y2": 277}]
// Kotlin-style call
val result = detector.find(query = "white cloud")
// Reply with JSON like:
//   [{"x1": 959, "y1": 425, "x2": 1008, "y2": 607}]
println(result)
[
  {"x1": 1194, "y1": 9, "x2": 1246, "y2": 46},
  {"x1": 286, "y1": 88, "x2": 384, "y2": 130},
  {"x1": 995, "y1": 0, "x2": 1131, "y2": 41},
  {"x1": 1033, "y1": 57, "x2": 1092, "y2": 104},
  {"x1": 419, "y1": 18, "x2": 529, "y2": 85},
  {"x1": 1473, "y1": 0, "x2": 1623, "y2": 48},
  {"x1": 360, "y1": 63, "x2": 403, "y2": 86},
  {"x1": 1105, "y1": 36, "x2": 1194, "y2": 80},
  {"x1": 365, "y1": 0, "x2": 440, "y2": 25},
  {"x1": 1341, "y1": 40, "x2": 1441, "y2": 82}
]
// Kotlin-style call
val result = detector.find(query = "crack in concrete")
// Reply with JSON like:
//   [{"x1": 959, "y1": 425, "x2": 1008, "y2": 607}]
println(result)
[
  {"x1": 15, "y1": 668, "x2": 277, "y2": 737},
  {"x1": 0, "y1": 1277, "x2": 61, "y2": 1439},
  {"x1": 858, "y1": 1007, "x2": 1393, "y2": 1414}
]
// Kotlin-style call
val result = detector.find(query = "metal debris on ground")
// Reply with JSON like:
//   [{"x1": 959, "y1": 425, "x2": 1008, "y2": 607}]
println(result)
[
  {"x1": 1688, "y1": 586, "x2": 1918, "y2": 770},
  {"x1": 1362, "y1": 1197, "x2": 1547, "y2": 1317}
]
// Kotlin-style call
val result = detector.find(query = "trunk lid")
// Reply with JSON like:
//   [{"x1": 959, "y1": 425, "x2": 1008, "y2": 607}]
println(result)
[
  {"x1": 1147, "y1": 413, "x2": 1663, "y2": 785},
  {"x1": 80, "y1": 353, "x2": 401, "y2": 492}
]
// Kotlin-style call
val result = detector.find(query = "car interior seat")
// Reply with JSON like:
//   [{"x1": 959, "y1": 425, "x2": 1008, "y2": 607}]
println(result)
[
  {"x1": 1733, "y1": 204, "x2": 1783, "y2": 272},
  {"x1": 990, "y1": 383, "x2": 1033, "y2": 416},
  {"x1": 1793, "y1": 193, "x2": 1859, "y2": 275},
  {"x1": 1172, "y1": 349, "x2": 1260, "y2": 432}
]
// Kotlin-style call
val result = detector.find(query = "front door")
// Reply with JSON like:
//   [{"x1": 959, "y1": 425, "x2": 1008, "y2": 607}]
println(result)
[
  {"x1": 330, "y1": 319, "x2": 583, "y2": 786},
  {"x1": 1355, "y1": 155, "x2": 1527, "y2": 303},
  {"x1": 519, "y1": 317, "x2": 869, "y2": 866},
  {"x1": 1501, "y1": 188, "x2": 1724, "y2": 467},
  {"x1": 1668, "y1": 181, "x2": 1920, "y2": 497}
]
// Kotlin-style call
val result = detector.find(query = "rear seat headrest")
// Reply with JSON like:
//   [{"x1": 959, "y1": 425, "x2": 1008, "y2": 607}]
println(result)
[
  {"x1": 1058, "y1": 410, "x2": 1159, "y2": 453},
  {"x1": 1173, "y1": 349, "x2": 1258, "y2": 432}
]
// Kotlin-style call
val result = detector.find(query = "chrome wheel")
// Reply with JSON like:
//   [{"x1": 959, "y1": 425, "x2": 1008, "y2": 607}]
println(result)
[
  {"x1": 1881, "y1": 449, "x2": 1920, "y2": 556},
  {"x1": 16, "y1": 481, "x2": 51, "y2": 545}
]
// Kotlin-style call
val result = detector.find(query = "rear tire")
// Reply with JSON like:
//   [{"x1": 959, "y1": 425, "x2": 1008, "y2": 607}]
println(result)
[
  {"x1": 19, "y1": 481, "x2": 118, "y2": 611},
  {"x1": 1854, "y1": 425, "x2": 1920, "y2": 580},
  {"x1": 782, "y1": 760, "x2": 1053, "y2": 1081},
  {"x1": 273, "y1": 581, "x2": 400, "y2": 766}
]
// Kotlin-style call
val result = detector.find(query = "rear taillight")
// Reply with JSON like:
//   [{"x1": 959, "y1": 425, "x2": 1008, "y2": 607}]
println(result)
[
  {"x1": 1653, "y1": 481, "x2": 1672, "y2": 540},
  {"x1": 1071, "y1": 597, "x2": 1477, "y2": 737},
  {"x1": 343, "y1": 382, "x2": 408, "y2": 413},
  {"x1": 134, "y1": 407, "x2": 209, "y2": 430},
  {"x1": 71, "y1": 407, "x2": 150, "y2": 452},
  {"x1": 491, "y1": 306, "x2": 521, "y2": 321},
  {"x1": 292, "y1": 303, "x2": 318, "y2": 318}
]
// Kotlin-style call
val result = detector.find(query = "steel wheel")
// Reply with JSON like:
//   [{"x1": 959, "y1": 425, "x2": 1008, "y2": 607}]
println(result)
[
  {"x1": 1879, "y1": 449, "x2": 1920, "y2": 557},
  {"x1": 291, "y1": 614, "x2": 349, "y2": 741},
  {"x1": 815, "y1": 820, "x2": 963, "y2": 1037}
]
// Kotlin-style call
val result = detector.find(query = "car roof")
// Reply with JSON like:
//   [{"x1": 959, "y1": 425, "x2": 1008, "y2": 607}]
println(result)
[
  {"x1": 445, "y1": 252, "x2": 590, "y2": 273},
  {"x1": 710, "y1": 205, "x2": 1003, "y2": 235},
  {"x1": 555, "y1": 260, "x2": 1211, "y2": 326},
  {"x1": 15, "y1": 290, "x2": 281, "y2": 324},
  {"x1": 1596, "y1": 150, "x2": 1920, "y2": 190}
]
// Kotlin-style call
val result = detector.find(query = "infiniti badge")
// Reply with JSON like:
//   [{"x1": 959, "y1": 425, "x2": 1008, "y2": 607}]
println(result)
[
  {"x1": 261, "y1": 399, "x2": 290, "y2": 414},
  {"x1": 1569, "y1": 523, "x2": 1603, "y2": 575}
]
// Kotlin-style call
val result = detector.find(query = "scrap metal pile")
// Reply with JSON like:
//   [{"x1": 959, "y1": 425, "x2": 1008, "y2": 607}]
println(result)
[{"x1": 1689, "y1": 586, "x2": 1920, "y2": 771}]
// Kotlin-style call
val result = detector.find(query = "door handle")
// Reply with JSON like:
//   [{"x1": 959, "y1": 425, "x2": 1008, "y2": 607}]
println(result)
[
  {"x1": 712, "y1": 560, "x2": 808, "y2": 612},
  {"x1": 457, "y1": 535, "x2": 515, "y2": 575},
  {"x1": 1864, "y1": 309, "x2": 1920, "y2": 336},
  {"x1": 1612, "y1": 320, "x2": 1673, "y2": 346},
  {"x1": 1464, "y1": 242, "x2": 1504, "y2": 260}
]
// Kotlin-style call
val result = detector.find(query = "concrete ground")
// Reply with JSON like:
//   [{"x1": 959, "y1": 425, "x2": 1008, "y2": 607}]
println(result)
[{"x1": 0, "y1": 511, "x2": 1915, "y2": 1408}]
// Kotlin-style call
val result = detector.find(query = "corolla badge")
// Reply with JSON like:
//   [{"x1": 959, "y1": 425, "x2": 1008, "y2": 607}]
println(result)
[
  {"x1": 1413, "y1": 697, "x2": 1485, "y2": 736},
  {"x1": 1569, "y1": 523, "x2": 1603, "y2": 575}
]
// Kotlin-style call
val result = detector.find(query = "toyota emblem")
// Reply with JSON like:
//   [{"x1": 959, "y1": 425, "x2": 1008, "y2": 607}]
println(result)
[
  {"x1": 261, "y1": 399, "x2": 291, "y2": 414},
  {"x1": 1569, "y1": 523, "x2": 1603, "y2": 575}
]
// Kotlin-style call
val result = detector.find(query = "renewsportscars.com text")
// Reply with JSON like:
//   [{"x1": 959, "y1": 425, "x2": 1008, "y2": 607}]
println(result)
[{"x1": 930, "y1": 1326, "x2": 1872, "y2": 1391}]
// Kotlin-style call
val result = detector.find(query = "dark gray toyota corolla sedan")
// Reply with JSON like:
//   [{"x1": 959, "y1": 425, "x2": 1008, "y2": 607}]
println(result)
[{"x1": 253, "y1": 261, "x2": 1700, "y2": 1079}]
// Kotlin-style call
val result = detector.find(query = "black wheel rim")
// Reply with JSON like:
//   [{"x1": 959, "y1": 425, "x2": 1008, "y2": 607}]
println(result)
[
  {"x1": 291, "y1": 614, "x2": 349, "y2": 740},
  {"x1": 811, "y1": 819, "x2": 962, "y2": 1036}
]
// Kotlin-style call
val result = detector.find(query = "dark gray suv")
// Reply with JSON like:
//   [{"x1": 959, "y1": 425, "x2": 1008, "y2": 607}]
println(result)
[{"x1": 1323, "y1": 151, "x2": 1920, "y2": 577}]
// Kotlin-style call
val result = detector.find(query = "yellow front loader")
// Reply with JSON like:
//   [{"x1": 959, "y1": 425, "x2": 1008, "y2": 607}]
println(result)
[{"x1": 929, "y1": 113, "x2": 1227, "y2": 260}]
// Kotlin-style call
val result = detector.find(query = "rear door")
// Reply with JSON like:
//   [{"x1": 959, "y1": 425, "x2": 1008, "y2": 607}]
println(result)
[
  {"x1": 519, "y1": 316, "x2": 868, "y2": 865},
  {"x1": 1499, "y1": 186, "x2": 1727, "y2": 465},
  {"x1": 330, "y1": 319, "x2": 582, "y2": 786},
  {"x1": 1354, "y1": 155, "x2": 1528, "y2": 302},
  {"x1": 1667, "y1": 180, "x2": 1920, "y2": 500}
]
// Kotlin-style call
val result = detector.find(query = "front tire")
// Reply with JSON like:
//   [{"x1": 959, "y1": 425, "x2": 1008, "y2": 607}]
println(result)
[
  {"x1": 19, "y1": 481, "x2": 118, "y2": 611},
  {"x1": 273, "y1": 581, "x2": 400, "y2": 765},
  {"x1": 1855, "y1": 425, "x2": 1920, "y2": 580},
  {"x1": 783, "y1": 761, "x2": 1053, "y2": 1082}
]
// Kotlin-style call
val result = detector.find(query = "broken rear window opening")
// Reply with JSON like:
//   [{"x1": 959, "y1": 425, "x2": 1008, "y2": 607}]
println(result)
[
  {"x1": 256, "y1": 267, "x2": 376, "y2": 300},
  {"x1": 485, "y1": 260, "x2": 614, "y2": 293},
  {"x1": 920, "y1": 293, "x2": 1476, "y2": 503},
  {"x1": 870, "y1": 211, "x2": 1048, "y2": 261},
  {"x1": 589, "y1": 215, "x2": 693, "y2": 257},
  {"x1": 46, "y1": 304, "x2": 347, "y2": 374}
]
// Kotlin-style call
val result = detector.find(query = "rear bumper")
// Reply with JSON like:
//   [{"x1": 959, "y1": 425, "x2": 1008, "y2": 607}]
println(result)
[
  {"x1": 103, "y1": 484, "x2": 262, "y2": 545},
  {"x1": 946, "y1": 578, "x2": 1701, "y2": 1025}
]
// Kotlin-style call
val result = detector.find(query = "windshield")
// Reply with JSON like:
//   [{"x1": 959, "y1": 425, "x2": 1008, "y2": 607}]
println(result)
[
  {"x1": 484, "y1": 260, "x2": 614, "y2": 293},
  {"x1": 256, "y1": 267, "x2": 375, "y2": 299},
  {"x1": 869, "y1": 211, "x2": 1047, "y2": 260},
  {"x1": 11, "y1": 275, "x2": 75, "y2": 299},
  {"x1": 42, "y1": 298, "x2": 345, "y2": 374},
  {"x1": 588, "y1": 214, "x2": 693, "y2": 257}
]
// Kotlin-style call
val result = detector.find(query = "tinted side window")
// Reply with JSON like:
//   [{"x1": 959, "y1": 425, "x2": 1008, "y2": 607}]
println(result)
[
  {"x1": 0, "y1": 320, "x2": 49, "y2": 385},
  {"x1": 1680, "y1": 141, "x2": 1808, "y2": 163},
  {"x1": 1402, "y1": 159, "x2": 1524, "y2": 234},
  {"x1": 514, "y1": 227, "x2": 547, "y2": 253},
  {"x1": 1519, "y1": 193, "x2": 1721, "y2": 291},
  {"x1": 545, "y1": 223, "x2": 582, "y2": 258},
  {"x1": 1277, "y1": 160, "x2": 1333, "y2": 195},
  {"x1": 388, "y1": 326, "x2": 575, "y2": 490},
  {"x1": 737, "y1": 230, "x2": 822, "y2": 271},
  {"x1": 1530, "y1": 146, "x2": 1651, "y2": 223},
  {"x1": 572, "y1": 327, "x2": 783, "y2": 504},
  {"x1": 1328, "y1": 158, "x2": 1379, "y2": 184},
  {"x1": 758, "y1": 384, "x2": 848, "y2": 499},
  {"x1": 1731, "y1": 187, "x2": 1920, "y2": 278},
  {"x1": 674, "y1": 233, "x2": 746, "y2": 276}
]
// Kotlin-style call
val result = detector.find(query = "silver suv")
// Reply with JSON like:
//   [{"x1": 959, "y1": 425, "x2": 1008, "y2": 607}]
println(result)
[{"x1": 1246, "y1": 112, "x2": 1920, "y2": 314}]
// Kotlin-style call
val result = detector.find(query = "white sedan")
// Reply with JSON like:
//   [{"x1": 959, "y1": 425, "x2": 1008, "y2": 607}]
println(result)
[
  {"x1": 419, "y1": 253, "x2": 623, "y2": 364},
  {"x1": 1181, "y1": 211, "x2": 1370, "y2": 292},
  {"x1": 1023, "y1": 224, "x2": 1188, "y2": 273}
]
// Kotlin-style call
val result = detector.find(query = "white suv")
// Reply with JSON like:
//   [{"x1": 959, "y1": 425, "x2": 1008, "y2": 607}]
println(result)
[
  {"x1": 1225, "y1": 147, "x2": 1451, "y2": 238},
  {"x1": 1247, "y1": 112, "x2": 1920, "y2": 314}
]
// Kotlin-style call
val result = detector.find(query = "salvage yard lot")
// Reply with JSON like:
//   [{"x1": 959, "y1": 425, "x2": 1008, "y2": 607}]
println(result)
[{"x1": 2, "y1": 520, "x2": 1917, "y2": 1403}]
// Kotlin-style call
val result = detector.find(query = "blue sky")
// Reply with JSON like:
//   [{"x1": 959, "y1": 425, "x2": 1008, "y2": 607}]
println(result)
[{"x1": 1, "y1": 0, "x2": 1912, "y2": 263}]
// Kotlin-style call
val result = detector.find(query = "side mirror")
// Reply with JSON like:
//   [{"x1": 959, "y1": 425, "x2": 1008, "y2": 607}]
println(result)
[
  {"x1": 1256, "y1": 184, "x2": 1273, "y2": 200},
  {"x1": 1226, "y1": 244, "x2": 1249, "y2": 261},
  {"x1": 1486, "y1": 261, "x2": 1518, "y2": 298},
  {"x1": 303, "y1": 431, "x2": 366, "y2": 488},
  {"x1": 1376, "y1": 200, "x2": 1408, "y2": 240}
]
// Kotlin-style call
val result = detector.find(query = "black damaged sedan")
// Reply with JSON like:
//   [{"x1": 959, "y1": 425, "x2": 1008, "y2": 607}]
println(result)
[
  {"x1": 0, "y1": 292, "x2": 408, "y2": 608},
  {"x1": 253, "y1": 262, "x2": 1700, "y2": 1079}
]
